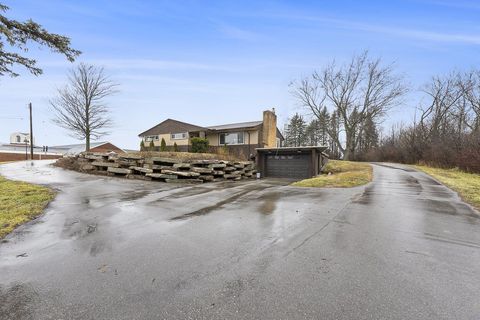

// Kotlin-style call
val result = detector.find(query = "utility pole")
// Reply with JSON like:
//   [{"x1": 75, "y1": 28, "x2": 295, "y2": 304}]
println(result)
[{"x1": 29, "y1": 103, "x2": 34, "y2": 160}]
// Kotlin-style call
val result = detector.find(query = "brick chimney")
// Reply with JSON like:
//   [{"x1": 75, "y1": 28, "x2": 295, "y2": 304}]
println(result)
[{"x1": 262, "y1": 108, "x2": 277, "y2": 148}]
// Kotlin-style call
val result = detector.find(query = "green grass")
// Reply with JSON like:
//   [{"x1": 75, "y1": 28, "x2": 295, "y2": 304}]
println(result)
[
  {"x1": 292, "y1": 160, "x2": 373, "y2": 188},
  {"x1": 414, "y1": 165, "x2": 480, "y2": 211},
  {"x1": 0, "y1": 174, "x2": 55, "y2": 239}
]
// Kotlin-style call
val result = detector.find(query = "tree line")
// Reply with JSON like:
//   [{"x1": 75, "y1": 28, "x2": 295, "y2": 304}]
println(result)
[
  {"x1": 369, "y1": 71, "x2": 480, "y2": 172},
  {"x1": 285, "y1": 52, "x2": 480, "y2": 172},
  {"x1": 2, "y1": 2, "x2": 479, "y2": 168},
  {"x1": 287, "y1": 51, "x2": 405, "y2": 160}
]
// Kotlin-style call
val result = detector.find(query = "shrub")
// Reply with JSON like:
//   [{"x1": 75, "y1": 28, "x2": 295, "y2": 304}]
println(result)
[
  {"x1": 191, "y1": 137, "x2": 209, "y2": 153},
  {"x1": 140, "y1": 140, "x2": 145, "y2": 151},
  {"x1": 222, "y1": 144, "x2": 229, "y2": 155},
  {"x1": 216, "y1": 144, "x2": 231, "y2": 157},
  {"x1": 160, "y1": 138, "x2": 167, "y2": 151},
  {"x1": 149, "y1": 140, "x2": 155, "y2": 151},
  {"x1": 173, "y1": 142, "x2": 179, "y2": 152}
]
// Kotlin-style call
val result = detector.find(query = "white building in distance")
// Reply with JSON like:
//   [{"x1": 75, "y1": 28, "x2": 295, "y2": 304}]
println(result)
[{"x1": 9, "y1": 132, "x2": 33, "y2": 145}]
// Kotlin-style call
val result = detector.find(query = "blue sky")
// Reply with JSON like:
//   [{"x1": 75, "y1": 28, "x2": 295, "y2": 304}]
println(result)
[{"x1": 1, "y1": 0, "x2": 479, "y2": 149}]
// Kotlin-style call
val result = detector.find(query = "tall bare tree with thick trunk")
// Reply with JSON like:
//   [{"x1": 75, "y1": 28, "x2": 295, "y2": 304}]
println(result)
[
  {"x1": 292, "y1": 51, "x2": 407, "y2": 160},
  {"x1": 51, "y1": 63, "x2": 117, "y2": 151}
]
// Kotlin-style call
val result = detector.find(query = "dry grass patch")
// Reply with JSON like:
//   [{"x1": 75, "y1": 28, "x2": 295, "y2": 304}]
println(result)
[
  {"x1": 0, "y1": 175, "x2": 55, "y2": 239},
  {"x1": 292, "y1": 160, "x2": 373, "y2": 188},
  {"x1": 129, "y1": 151, "x2": 241, "y2": 161},
  {"x1": 414, "y1": 165, "x2": 480, "y2": 211}
]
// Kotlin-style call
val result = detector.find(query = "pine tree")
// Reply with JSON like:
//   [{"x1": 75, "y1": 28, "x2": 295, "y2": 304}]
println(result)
[
  {"x1": 173, "y1": 142, "x2": 179, "y2": 152},
  {"x1": 305, "y1": 119, "x2": 321, "y2": 146},
  {"x1": 318, "y1": 107, "x2": 330, "y2": 146},
  {"x1": 1, "y1": 4, "x2": 81, "y2": 77},
  {"x1": 160, "y1": 138, "x2": 167, "y2": 151},
  {"x1": 149, "y1": 140, "x2": 155, "y2": 151},
  {"x1": 360, "y1": 115, "x2": 379, "y2": 151},
  {"x1": 285, "y1": 113, "x2": 307, "y2": 147},
  {"x1": 140, "y1": 140, "x2": 145, "y2": 151}
]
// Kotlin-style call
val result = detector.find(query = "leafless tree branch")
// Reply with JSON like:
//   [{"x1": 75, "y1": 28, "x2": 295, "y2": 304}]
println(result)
[{"x1": 50, "y1": 63, "x2": 118, "y2": 151}]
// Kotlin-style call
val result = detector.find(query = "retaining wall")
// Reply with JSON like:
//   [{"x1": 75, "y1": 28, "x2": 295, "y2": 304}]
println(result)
[
  {"x1": 62, "y1": 152, "x2": 256, "y2": 183},
  {"x1": 0, "y1": 152, "x2": 62, "y2": 162}
]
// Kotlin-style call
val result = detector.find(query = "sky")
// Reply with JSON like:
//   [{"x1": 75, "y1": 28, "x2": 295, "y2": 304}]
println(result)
[{"x1": 0, "y1": 0, "x2": 479, "y2": 149}]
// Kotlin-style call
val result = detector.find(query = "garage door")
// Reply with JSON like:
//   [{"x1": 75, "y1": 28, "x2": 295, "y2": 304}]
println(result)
[{"x1": 265, "y1": 154, "x2": 310, "y2": 179}]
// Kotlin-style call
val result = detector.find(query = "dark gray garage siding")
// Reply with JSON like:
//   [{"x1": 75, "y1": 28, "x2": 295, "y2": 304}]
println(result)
[{"x1": 265, "y1": 154, "x2": 310, "y2": 179}]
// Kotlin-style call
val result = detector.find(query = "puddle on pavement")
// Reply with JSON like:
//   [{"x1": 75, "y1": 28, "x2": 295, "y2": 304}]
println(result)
[
  {"x1": 117, "y1": 190, "x2": 153, "y2": 202},
  {"x1": 401, "y1": 175, "x2": 423, "y2": 195},
  {"x1": 353, "y1": 185, "x2": 375, "y2": 205},
  {"x1": 170, "y1": 185, "x2": 275, "y2": 221},
  {"x1": 421, "y1": 198, "x2": 479, "y2": 222},
  {"x1": 373, "y1": 163, "x2": 417, "y2": 172},
  {"x1": 258, "y1": 192, "x2": 281, "y2": 215}
]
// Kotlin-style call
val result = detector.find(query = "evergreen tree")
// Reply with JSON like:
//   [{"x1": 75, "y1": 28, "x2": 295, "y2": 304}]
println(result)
[
  {"x1": 1, "y1": 3, "x2": 81, "y2": 77},
  {"x1": 285, "y1": 113, "x2": 307, "y2": 147},
  {"x1": 318, "y1": 107, "x2": 330, "y2": 147},
  {"x1": 149, "y1": 140, "x2": 155, "y2": 151},
  {"x1": 173, "y1": 142, "x2": 179, "y2": 152},
  {"x1": 305, "y1": 119, "x2": 321, "y2": 146},
  {"x1": 359, "y1": 114, "x2": 379, "y2": 152},
  {"x1": 160, "y1": 138, "x2": 167, "y2": 151},
  {"x1": 140, "y1": 140, "x2": 145, "y2": 151}
]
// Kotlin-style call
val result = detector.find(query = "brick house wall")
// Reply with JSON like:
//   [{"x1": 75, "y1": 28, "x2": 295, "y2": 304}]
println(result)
[{"x1": 0, "y1": 152, "x2": 62, "y2": 162}]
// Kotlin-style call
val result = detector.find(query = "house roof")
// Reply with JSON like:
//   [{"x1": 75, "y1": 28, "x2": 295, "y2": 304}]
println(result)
[
  {"x1": 51, "y1": 142, "x2": 109, "y2": 150},
  {"x1": 50, "y1": 142, "x2": 125, "y2": 155},
  {"x1": 138, "y1": 118, "x2": 283, "y2": 138},
  {"x1": 206, "y1": 121, "x2": 263, "y2": 131},
  {"x1": 256, "y1": 146, "x2": 328, "y2": 154},
  {"x1": 276, "y1": 128, "x2": 285, "y2": 141},
  {"x1": 138, "y1": 119, "x2": 207, "y2": 137}
]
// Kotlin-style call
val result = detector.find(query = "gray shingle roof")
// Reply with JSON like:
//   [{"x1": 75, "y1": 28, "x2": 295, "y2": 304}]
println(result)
[
  {"x1": 207, "y1": 121, "x2": 263, "y2": 131},
  {"x1": 50, "y1": 142, "x2": 108, "y2": 149},
  {"x1": 138, "y1": 119, "x2": 207, "y2": 136}
]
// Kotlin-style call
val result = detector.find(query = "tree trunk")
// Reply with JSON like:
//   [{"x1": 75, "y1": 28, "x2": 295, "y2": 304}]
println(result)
[
  {"x1": 86, "y1": 132, "x2": 90, "y2": 151},
  {"x1": 344, "y1": 133, "x2": 356, "y2": 160}
]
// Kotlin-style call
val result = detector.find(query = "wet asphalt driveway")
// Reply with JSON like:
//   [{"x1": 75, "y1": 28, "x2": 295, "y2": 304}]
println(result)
[{"x1": 0, "y1": 160, "x2": 479, "y2": 320}]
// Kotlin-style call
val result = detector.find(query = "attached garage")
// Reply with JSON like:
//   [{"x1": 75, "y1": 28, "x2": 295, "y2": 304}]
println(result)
[{"x1": 256, "y1": 147, "x2": 329, "y2": 180}]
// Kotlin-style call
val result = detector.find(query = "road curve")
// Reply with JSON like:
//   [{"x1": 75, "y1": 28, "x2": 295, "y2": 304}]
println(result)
[{"x1": 0, "y1": 161, "x2": 479, "y2": 320}]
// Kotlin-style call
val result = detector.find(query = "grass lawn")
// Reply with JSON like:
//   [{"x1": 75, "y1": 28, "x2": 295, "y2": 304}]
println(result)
[
  {"x1": 414, "y1": 165, "x2": 480, "y2": 211},
  {"x1": 0, "y1": 173, "x2": 55, "y2": 239},
  {"x1": 292, "y1": 160, "x2": 373, "y2": 188}
]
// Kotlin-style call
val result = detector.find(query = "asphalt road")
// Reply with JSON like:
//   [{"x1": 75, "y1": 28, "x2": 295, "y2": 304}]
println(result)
[{"x1": 0, "y1": 160, "x2": 479, "y2": 320}]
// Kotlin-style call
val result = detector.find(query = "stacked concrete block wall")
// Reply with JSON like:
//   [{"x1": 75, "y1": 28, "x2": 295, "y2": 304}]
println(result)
[{"x1": 71, "y1": 152, "x2": 256, "y2": 183}]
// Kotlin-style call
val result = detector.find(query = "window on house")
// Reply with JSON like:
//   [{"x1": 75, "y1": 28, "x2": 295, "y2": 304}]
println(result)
[
  {"x1": 16, "y1": 135, "x2": 21, "y2": 143},
  {"x1": 219, "y1": 132, "x2": 244, "y2": 145},
  {"x1": 144, "y1": 135, "x2": 159, "y2": 142},
  {"x1": 171, "y1": 132, "x2": 187, "y2": 140}
]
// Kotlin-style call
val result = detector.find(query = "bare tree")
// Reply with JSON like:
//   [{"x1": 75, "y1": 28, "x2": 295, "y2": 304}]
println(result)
[
  {"x1": 51, "y1": 63, "x2": 117, "y2": 151},
  {"x1": 292, "y1": 51, "x2": 407, "y2": 160},
  {"x1": 369, "y1": 69, "x2": 480, "y2": 172},
  {"x1": 419, "y1": 73, "x2": 463, "y2": 140},
  {"x1": 460, "y1": 70, "x2": 480, "y2": 131}
]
